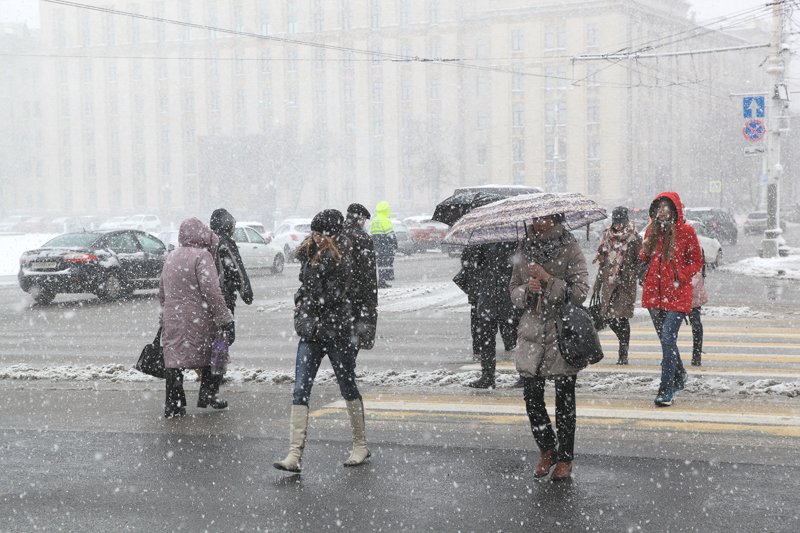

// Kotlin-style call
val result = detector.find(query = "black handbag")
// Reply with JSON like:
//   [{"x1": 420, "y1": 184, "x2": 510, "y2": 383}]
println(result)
[
  {"x1": 293, "y1": 300, "x2": 320, "y2": 340},
  {"x1": 587, "y1": 291, "x2": 606, "y2": 331},
  {"x1": 557, "y1": 290, "x2": 604, "y2": 370},
  {"x1": 134, "y1": 327, "x2": 166, "y2": 379}
]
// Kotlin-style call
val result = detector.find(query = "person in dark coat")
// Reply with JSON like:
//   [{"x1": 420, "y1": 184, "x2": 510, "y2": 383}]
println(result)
[
  {"x1": 209, "y1": 208, "x2": 254, "y2": 314},
  {"x1": 159, "y1": 218, "x2": 235, "y2": 418},
  {"x1": 466, "y1": 241, "x2": 519, "y2": 389},
  {"x1": 274, "y1": 209, "x2": 371, "y2": 473},
  {"x1": 455, "y1": 245, "x2": 482, "y2": 360},
  {"x1": 370, "y1": 201, "x2": 398, "y2": 288},
  {"x1": 343, "y1": 203, "x2": 378, "y2": 352}
]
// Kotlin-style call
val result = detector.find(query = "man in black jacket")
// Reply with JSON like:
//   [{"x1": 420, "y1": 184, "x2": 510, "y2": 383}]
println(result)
[{"x1": 343, "y1": 203, "x2": 378, "y2": 352}]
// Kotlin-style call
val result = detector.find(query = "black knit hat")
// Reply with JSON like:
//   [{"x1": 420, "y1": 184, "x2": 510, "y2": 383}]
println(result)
[
  {"x1": 311, "y1": 209, "x2": 344, "y2": 236},
  {"x1": 346, "y1": 203, "x2": 371, "y2": 219},
  {"x1": 611, "y1": 206, "x2": 629, "y2": 224}
]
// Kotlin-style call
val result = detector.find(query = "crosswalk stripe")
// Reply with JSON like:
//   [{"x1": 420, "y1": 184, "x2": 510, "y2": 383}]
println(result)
[
  {"x1": 459, "y1": 362, "x2": 800, "y2": 379},
  {"x1": 323, "y1": 396, "x2": 800, "y2": 430}
]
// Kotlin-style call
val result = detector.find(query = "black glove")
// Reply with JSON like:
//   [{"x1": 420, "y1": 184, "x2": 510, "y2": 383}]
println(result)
[{"x1": 223, "y1": 321, "x2": 236, "y2": 345}]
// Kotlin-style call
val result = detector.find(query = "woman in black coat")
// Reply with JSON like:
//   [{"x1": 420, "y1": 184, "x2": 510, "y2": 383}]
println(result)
[{"x1": 274, "y1": 209, "x2": 371, "y2": 474}]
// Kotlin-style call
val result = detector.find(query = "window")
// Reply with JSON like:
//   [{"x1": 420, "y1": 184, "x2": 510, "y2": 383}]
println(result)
[
  {"x1": 343, "y1": 83, "x2": 353, "y2": 103},
  {"x1": 315, "y1": 49, "x2": 325, "y2": 70},
  {"x1": 159, "y1": 93, "x2": 168, "y2": 113},
  {"x1": 372, "y1": 81, "x2": 383, "y2": 102},
  {"x1": 399, "y1": 1, "x2": 410, "y2": 26},
  {"x1": 476, "y1": 75, "x2": 488, "y2": 97},
  {"x1": 232, "y1": 227, "x2": 248, "y2": 243},
  {"x1": 157, "y1": 60, "x2": 167, "y2": 80},
  {"x1": 475, "y1": 38, "x2": 488, "y2": 59},
  {"x1": 181, "y1": 5, "x2": 192, "y2": 40},
  {"x1": 136, "y1": 233, "x2": 165, "y2": 252},
  {"x1": 245, "y1": 227, "x2": 266, "y2": 244},
  {"x1": 429, "y1": 38, "x2": 441, "y2": 59},
  {"x1": 477, "y1": 145, "x2": 487, "y2": 166},
  {"x1": 87, "y1": 158, "x2": 96, "y2": 177},
  {"x1": 105, "y1": 14, "x2": 116, "y2": 45},
  {"x1": 261, "y1": 51, "x2": 271, "y2": 73},
  {"x1": 287, "y1": 49, "x2": 298, "y2": 72},
  {"x1": 316, "y1": 89, "x2": 327, "y2": 105},
  {"x1": 512, "y1": 72, "x2": 524, "y2": 92},
  {"x1": 181, "y1": 58, "x2": 192, "y2": 78},
  {"x1": 209, "y1": 90, "x2": 220, "y2": 112},
  {"x1": 343, "y1": 50, "x2": 354, "y2": 69},
  {"x1": 477, "y1": 111, "x2": 488, "y2": 130},
  {"x1": 262, "y1": 89, "x2": 272, "y2": 106},
  {"x1": 400, "y1": 79, "x2": 411, "y2": 101},
  {"x1": 373, "y1": 115, "x2": 384, "y2": 135},
  {"x1": 430, "y1": 79, "x2": 440, "y2": 100},
  {"x1": 105, "y1": 233, "x2": 139, "y2": 254},
  {"x1": 512, "y1": 138, "x2": 525, "y2": 162},
  {"x1": 512, "y1": 103, "x2": 524, "y2": 128},
  {"x1": 586, "y1": 23, "x2": 599, "y2": 48},
  {"x1": 234, "y1": 50, "x2": 245, "y2": 76},
  {"x1": 183, "y1": 91, "x2": 194, "y2": 113},
  {"x1": 184, "y1": 124, "x2": 195, "y2": 143},
  {"x1": 511, "y1": 30, "x2": 523, "y2": 52},
  {"x1": 545, "y1": 26, "x2": 566, "y2": 50},
  {"x1": 429, "y1": 0, "x2": 439, "y2": 24},
  {"x1": 587, "y1": 136, "x2": 600, "y2": 160},
  {"x1": 399, "y1": 40, "x2": 412, "y2": 59},
  {"x1": 371, "y1": 0, "x2": 381, "y2": 28},
  {"x1": 587, "y1": 101, "x2": 600, "y2": 124},
  {"x1": 587, "y1": 65, "x2": 600, "y2": 87}
]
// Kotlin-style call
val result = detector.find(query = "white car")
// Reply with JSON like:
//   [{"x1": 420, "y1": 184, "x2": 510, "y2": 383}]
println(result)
[
  {"x1": 639, "y1": 222, "x2": 722, "y2": 268},
  {"x1": 271, "y1": 218, "x2": 312, "y2": 262},
  {"x1": 233, "y1": 223, "x2": 285, "y2": 274},
  {"x1": 123, "y1": 214, "x2": 162, "y2": 233}
]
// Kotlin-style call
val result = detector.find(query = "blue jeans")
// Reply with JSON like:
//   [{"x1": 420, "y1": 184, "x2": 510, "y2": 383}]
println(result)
[
  {"x1": 292, "y1": 339, "x2": 361, "y2": 406},
  {"x1": 648, "y1": 309, "x2": 686, "y2": 394}
]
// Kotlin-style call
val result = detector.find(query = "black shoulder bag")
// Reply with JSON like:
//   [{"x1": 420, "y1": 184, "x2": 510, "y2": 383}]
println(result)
[
  {"x1": 134, "y1": 327, "x2": 166, "y2": 379},
  {"x1": 557, "y1": 289, "x2": 604, "y2": 370}
]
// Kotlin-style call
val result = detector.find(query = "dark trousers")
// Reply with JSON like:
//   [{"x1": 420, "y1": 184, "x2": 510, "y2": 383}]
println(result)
[
  {"x1": 607, "y1": 317, "x2": 631, "y2": 356},
  {"x1": 474, "y1": 309, "x2": 518, "y2": 376},
  {"x1": 689, "y1": 307, "x2": 703, "y2": 359},
  {"x1": 165, "y1": 367, "x2": 222, "y2": 411},
  {"x1": 470, "y1": 304, "x2": 480, "y2": 355},
  {"x1": 523, "y1": 375, "x2": 577, "y2": 462}
]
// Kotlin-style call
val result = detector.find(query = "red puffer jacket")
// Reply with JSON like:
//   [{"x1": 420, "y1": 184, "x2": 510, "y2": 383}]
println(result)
[{"x1": 639, "y1": 192, "x2": 703, "y2": 314}]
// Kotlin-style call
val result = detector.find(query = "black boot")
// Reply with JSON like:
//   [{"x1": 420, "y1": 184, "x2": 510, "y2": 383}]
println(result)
[
  {"x1": 616, "y1": 345, "x2": 629, "y2": 365},
  {"x1": 691, "y1": 353, "x2": 702, "y2": 366},
  {"x1": 467, "y1": 353, "x2": 496, "y2": 389},
  {"x1": 198, "y1": 369, "x2": 227, "y2": 409},
  {"x1": 165, "y1": 369, "x2": 187, "y2": 418}
]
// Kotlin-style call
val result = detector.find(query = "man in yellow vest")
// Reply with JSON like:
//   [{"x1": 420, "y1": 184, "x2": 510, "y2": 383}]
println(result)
[{"x1": 370, "y1": 201, "x2": 398, "y2": 288}]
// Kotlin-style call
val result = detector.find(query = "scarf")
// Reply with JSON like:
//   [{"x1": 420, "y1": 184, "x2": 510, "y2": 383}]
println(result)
[
  {"x1": 522, "y1": 225, "x2": 575, "y2": 264},
  {"x1": 594, "y1": 222, "x2": 637, "y2": 283}
]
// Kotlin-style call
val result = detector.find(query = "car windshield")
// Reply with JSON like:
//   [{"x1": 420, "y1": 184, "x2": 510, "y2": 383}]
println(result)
[{"x1": 43, "y1": 233, "x2": 100, "y2": 248}]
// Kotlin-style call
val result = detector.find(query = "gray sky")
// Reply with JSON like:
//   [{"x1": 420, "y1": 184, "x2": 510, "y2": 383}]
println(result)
[{"x1": 0, "y1": 1, "x2": 774, "y2": 28}]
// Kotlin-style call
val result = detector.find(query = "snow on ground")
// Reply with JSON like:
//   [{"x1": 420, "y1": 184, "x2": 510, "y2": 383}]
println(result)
[
  {"x1": 1, "y1": 363, "x2": 799, "y2": 398},
  {"x1": 720, "y1": 253, "x2": 800, "y2": 280},
  {"x1": 0, "y1": 233, "x2": 58, "y2": 276}
]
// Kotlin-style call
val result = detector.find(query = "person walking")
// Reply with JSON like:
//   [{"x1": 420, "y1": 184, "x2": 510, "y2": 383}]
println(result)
[
  {"x1": 343, "y1": 203, "x2": 378, "y2": 352},
  {"x1": 159, "y1": 218, "x2": 235, "y2": 418},
  {"x1": 689, "y1": 255, "x2": 708, "y2": 366},
  {"x1": 370, "y1": 201, "x2": 397, "y2": 288},
  {"x1": 639, "y1": 192, "x2": 703, "y2": 407},
  {"x1": 510, "y1": 214, "x2": 589, "y2": 481},
  {"x1": 209, "y1": 208, "x2": 254, "y2": 315},
  {"x1": 274, "y1": 209, "x2": 371, "y2": 473},
  {"x1": 591, "y1": 206, "x2": 642, "y2": 365},
  {"x1": 466, "y1": 241, "x2": 518, "y2": 389}
]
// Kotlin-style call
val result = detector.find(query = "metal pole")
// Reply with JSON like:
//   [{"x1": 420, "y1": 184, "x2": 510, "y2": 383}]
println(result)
[{"x1": 760, "y1": 0, "x2": 788, "y2": 258}]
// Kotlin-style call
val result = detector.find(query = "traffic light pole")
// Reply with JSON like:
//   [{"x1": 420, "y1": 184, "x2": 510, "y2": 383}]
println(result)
[{"x1": 761, "y1": 0, "x2": 790, "y2": 258}]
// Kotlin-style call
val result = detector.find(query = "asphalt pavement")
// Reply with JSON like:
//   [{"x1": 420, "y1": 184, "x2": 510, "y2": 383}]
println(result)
[{"x1": 2, "y1": 383, "x2": 800, "y2": 532}]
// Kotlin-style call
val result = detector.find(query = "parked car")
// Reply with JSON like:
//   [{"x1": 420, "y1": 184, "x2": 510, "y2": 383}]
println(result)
[
  {"x1": 16, "y1": 216, "x2": 51, "y2": 233},
  {"x1": 99, "y1": 216, "x2": 129, "y2": 231},
  {"x1": 232, "y1": 223, "x2": 285, "y2": 274},
  {"x1": 743, "y1": 210, "x2": 786, "y2": 235},
  {"x1": 271, "y1": 218, "x2": 312, "y2": 262},
  {"x1": 123, "y1": 214, "x2": 162, "y2": 233},
  {"x1": 239, "y1": 221, "x2": 268, "y2": 239},
  {"x1": 18, "y1": 230, "x2": 167, "y2": 305},
  {"x1": 402, "y1": 216, "x2": 449, "y2": 252},
  {"x1": 0, "y1": 215, "x2": 30, "y2": 232},
  {"x1": 683, "y1": 207, "x2": 738, "y2": 244},
  {"x1": 391, "y1": 220, "x2": 416, "y2": 255}
]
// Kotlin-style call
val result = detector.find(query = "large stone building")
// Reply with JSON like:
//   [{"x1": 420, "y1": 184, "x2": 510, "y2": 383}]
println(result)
[{"x1": 9, "y1": 1, "x2": 775, "y2": 225}]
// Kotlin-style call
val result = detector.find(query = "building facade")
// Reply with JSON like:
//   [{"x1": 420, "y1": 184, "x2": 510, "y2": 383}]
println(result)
[{"x1": 11, "y1": 0, "x2": 772, "y2": 225}]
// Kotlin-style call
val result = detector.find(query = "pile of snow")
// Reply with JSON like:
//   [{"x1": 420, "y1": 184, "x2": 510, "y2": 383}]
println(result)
[
  {"x1": 2, "y1": 363, "x2": 800, "y2": 398},
  {"x1": 721, "y1": 254, "x2": 800, "y2": 280},
  {"x1": 0, "y1": 233, "x2": 58, "y2": 276}
]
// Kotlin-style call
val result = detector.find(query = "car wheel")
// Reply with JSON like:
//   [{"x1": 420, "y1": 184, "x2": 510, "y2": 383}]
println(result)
[
  {"x1": 31, "y1": 286, "x2": 56, "y2": 305},
  {"x1": 97, "y1": 272, "x2": 128, "y2": 301},
  {"x1": 272, "y1": 253, "x2": 285, "y2": 274}
]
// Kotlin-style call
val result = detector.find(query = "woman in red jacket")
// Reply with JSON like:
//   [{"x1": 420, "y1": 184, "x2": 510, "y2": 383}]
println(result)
[{"x1": 640, "y1": 192, "x2": 703, "y2": 407}]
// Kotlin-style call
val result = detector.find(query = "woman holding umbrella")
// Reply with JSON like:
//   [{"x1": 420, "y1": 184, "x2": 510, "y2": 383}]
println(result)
[{"x1": 510, "y1": 213, "x2": 589, "y2": 481}]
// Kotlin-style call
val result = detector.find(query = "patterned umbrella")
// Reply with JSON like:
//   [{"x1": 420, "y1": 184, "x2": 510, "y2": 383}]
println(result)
[{"x1": 442, "y1": 192, "x2": 607, "y2": 245}]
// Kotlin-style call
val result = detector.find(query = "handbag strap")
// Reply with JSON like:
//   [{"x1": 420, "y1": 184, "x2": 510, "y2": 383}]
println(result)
[{"x1": 153, "y1": 326, "x2": 163, "y2": 347}]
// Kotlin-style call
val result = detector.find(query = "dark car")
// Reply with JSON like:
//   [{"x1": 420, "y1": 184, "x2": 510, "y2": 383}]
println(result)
[
  {"x1": 683, "y1": 207, "x2": 738, "y2": 244},
  {"x1": 743, "y1": 210, "x2": 787, "y2": 235},
  {"x1": 18, "y1": 230, "x2": 167, "y2": 305}
]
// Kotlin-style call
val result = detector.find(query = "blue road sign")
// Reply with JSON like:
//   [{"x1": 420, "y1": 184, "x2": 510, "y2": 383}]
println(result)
[{"x1": 743, "y1": 96, "x2": 765, "y2": 118}]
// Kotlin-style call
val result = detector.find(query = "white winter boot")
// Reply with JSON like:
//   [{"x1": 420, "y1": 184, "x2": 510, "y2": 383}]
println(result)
[
  {"x1": 273, "y1": 405, "x2": 309, "y2": 473},
  {"x1": 343, "y1": 398, "x2": 371, "y2": 467}
]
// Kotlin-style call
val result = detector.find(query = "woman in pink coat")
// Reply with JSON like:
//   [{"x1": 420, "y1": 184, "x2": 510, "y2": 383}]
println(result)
[{"x1": 159, "y1": 218, "x2": 234, "y2": 418}]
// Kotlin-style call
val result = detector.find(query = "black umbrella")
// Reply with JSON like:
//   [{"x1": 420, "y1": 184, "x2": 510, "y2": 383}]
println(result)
[{"x1": 432, "y1": 192, "x2": 506, "y2": 226}]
